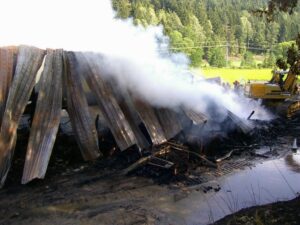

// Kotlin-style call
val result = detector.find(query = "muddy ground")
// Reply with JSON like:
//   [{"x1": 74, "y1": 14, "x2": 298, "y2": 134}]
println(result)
[
  {"x1": 0, "y1": 117, "x2": 300, "y2": 225},
  {"x1": 213, "y1": 196, "x2": 300, "y2": 225}
]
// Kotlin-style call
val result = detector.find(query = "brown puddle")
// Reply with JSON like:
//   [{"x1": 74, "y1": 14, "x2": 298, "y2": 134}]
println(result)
[{"x1": 152, "y1": 150, "x2": 300, "y2": 225}]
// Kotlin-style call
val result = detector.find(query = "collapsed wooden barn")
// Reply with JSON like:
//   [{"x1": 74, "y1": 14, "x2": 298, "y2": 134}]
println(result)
[{"x1": 0, "y1": 46, "x2": 250, "y2": 188}]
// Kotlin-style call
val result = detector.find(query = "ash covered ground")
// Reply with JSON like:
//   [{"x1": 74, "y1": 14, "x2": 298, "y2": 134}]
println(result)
[{"x1": 0, "y1": 116, "x2": 300, "y2": 225}]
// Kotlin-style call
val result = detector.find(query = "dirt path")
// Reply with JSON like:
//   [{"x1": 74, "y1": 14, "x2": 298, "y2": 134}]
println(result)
[{"x1": 0, "y1": 168, "x2": 172, "y2": 225}]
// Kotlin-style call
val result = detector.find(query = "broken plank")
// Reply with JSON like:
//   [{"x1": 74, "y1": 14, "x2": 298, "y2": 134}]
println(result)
[
  {"x1": 121, "y1": 146, "x2": 171, "y2": 175},
  {"x1": 215, "y1": 150, "x2": 234, "y2": 163},
  {"x1": 22, "y1": 49, "x2": 63, "y2": 184},
  {"x1": 0, "y1": 46, "x2": 45, "y2": 187},
  {"x1": 63, "y1": 51, "x2": 101, "y2": 160},
  {"x1": 167, "y1": 142, "x2": 217, "y2": 168}
]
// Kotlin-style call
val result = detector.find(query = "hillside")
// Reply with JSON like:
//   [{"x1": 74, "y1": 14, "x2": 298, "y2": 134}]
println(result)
[{"x1": 112, "y1": 0, "x2": 300, "y2": 67}]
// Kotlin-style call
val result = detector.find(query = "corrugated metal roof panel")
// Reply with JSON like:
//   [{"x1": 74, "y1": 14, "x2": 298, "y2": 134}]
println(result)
[
  {"x1": 132, "y1": 98, "x2": 167, "y2": 145},
  {"x1": 155, "y1": 108, "x2": 182, "y2": 140},
  {"x1": 0, "y1": 47, "x2": 18, "y2": 128},
  {"x1": 76, "y1": 53, "x2": 137, "y2": 151},
  {"x1": 0, "y1": 46, "x2": 45, "y2": 187},
  {"x1": 183, "y1": 109, "x2": 208, "y2": 125},
  {"x1": 22, "y1": 49, "x2": 63, "y2": 184},
  {"x1": 63, "y1": 51, "x2": 101, "y2": 160}
]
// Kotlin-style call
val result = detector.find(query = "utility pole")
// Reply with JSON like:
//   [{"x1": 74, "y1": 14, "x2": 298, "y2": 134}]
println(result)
[
  {"x1": 247, "y1": 27, "x2": 249, "y2": 52},
  {"x1": 226, "y1": 24, "x2": 230, "y2": 67}
]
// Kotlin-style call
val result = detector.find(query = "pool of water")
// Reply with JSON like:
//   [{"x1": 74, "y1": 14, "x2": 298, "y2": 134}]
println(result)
[{"x1": 154, "y1": 150, "x2": 300, "y2": 225}]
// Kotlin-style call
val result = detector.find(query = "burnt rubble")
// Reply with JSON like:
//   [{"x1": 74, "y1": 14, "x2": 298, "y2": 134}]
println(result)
[{"x1": 0, "y1": 45, "x2": 260, "y2": 188}]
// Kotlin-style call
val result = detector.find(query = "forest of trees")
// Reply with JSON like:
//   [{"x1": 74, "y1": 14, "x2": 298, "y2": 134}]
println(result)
[{"x1": 112, "y1": 0, "x2": 300, "y2": 68}]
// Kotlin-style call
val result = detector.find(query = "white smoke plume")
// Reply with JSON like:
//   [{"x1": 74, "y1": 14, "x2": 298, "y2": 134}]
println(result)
[{"x1": 0, "y1": 0, "x2": 272, "y2": 121}]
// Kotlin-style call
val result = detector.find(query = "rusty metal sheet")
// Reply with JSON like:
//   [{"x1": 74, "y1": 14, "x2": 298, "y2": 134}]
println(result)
[
  {"x1": 0, "y1": 46, "x2": 45, "y2": 187},
  {"x1": 154, "y1": 108, "x2": 182, "y2": 140},
  {"x1": 0, "y1": 47, "x2": 18, "y2": 128},
  {"x1": 21, "y1": 49, "x2": 63, "y2": 184},
  {"x1": 63, "y1": 51, "x2": 101, "y2": 160},
  {"x1": 183, "y1": 109, "x2": 208, "y2": 125},
  {"x1": 76, "y1": 53, "x2": 137, "y2": 151},
  {"x1": 132, "y1": 98, "x2": 167, "y2": 145}
]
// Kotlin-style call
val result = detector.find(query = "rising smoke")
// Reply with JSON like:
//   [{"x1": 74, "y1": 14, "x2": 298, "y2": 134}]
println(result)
[{"x1": 0, "y1": 0, "x2": 272, "y2": 121}]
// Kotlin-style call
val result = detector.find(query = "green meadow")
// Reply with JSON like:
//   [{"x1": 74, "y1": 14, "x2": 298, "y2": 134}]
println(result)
[{"x1": 195, "y1": 68, "x2": 273, "y2": 85}]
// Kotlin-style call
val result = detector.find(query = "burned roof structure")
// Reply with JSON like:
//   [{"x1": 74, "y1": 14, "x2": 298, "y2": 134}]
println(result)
[{"x1": 0, "y1": 45, "x2": 251, "y2": 187}]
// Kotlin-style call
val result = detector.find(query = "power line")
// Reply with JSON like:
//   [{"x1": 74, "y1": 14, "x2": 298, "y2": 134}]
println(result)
[
  {"x1": 169, "y1": 40, "x2": 279, "y2": 48},
  {"x1": 163, "y1": 45, "x2": 270, "y2": 51}
]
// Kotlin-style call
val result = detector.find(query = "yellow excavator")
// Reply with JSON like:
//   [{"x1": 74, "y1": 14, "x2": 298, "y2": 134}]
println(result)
[
  {"x1": 244, "y1": 67, "x2": 300, "y2": 118},
  {"x1": 245, "y1": 34, "x2": 300, "y2": 118}
]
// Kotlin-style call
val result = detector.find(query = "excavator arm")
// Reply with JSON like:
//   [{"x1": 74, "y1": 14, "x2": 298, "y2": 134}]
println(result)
[{"x1": 283, "y1": 71, "x2": 298, "y2": 93}]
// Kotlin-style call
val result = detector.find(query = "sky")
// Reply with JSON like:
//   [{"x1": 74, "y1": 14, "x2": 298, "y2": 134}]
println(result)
[
  {"x1": 0, "y1": 0, "x2": 272, "y2": 121},
  {"x1": 0, "y1": 0, "x2": 118, "y2": 51}
]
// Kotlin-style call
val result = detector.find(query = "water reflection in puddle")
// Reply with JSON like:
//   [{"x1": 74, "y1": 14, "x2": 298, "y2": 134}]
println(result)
[{"x1": 155, "y1": 151, "x2": 300, "y2": 225}]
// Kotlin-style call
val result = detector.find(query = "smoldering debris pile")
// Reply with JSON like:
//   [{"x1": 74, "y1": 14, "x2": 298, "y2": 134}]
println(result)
[
  {"x1": 125, "y1": 117, "x2": 298, "y2": 185},
  {"x1": 0, "y1": 45, "x2": 255, "y2": 188}
]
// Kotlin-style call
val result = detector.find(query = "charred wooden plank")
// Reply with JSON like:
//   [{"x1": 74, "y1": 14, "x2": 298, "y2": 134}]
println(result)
[
  {"x1": 0, "y1": 46, "x2": 45, "y2": 187},
  {"x1": 0, "y1": 47, "x2": 18, "y2": 128},
  {"x1": 63, "y1": 51, "x2": 101, "y2": 160},
  {"x1": 132, "y1": 98, "x2": 167, "y2": 145},
  {"x1": 21, "y1": 49, "x2": 63, "y2": 184},
  {"x1": 76, "y1": 53, "x2": 137, "y2": 151},
  {"x1": 155, "y1": 108, "x2": 182, "y2": 140},
  {"x1": 121, "y1": 146, "x2": 171, "y2": 175}
]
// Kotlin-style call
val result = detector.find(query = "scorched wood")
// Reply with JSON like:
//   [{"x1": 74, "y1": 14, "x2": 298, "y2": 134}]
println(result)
[
  {"x1": 63, "y1": 51, "x2": 101, "y2": 160},
  {"x1": 0, "y1": 46, "x2": 45, "y2": 187},
  {"x1": 21, "y1": 49, "x2": 63, "y2": 184}
]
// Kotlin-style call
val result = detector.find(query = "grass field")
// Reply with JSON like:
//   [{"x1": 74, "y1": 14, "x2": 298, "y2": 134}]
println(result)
[{"x1": 195, "y1": 68, "x2": 273, "y2": 85}]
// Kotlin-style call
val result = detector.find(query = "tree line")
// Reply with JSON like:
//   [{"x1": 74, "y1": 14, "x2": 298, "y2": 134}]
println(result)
[{"x1": 112, "y1": 0, "x2": 300, "y2": 68}]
